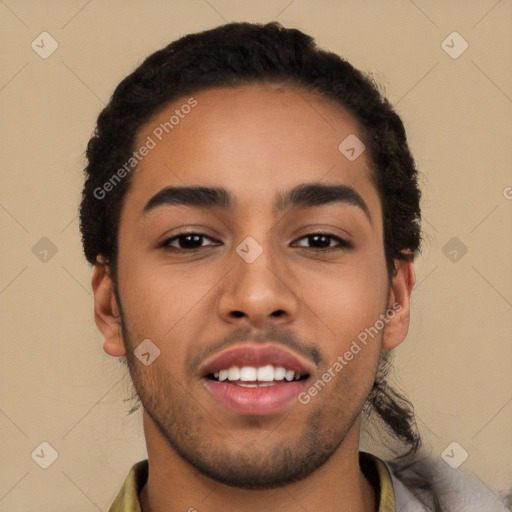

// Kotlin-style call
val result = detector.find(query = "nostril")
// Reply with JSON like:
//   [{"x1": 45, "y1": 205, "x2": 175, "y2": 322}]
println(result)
[
  {"x1": 271, "y1": 310, "x2": 285, "y2": 317},
  {"x1": 231, "y1": 311, "x2": 245, "y2": 318}
]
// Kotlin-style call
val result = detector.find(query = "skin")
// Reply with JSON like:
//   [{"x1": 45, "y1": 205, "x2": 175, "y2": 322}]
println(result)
[{"x1": 92, "y1": 84, "x2": 415, "y2": 512}]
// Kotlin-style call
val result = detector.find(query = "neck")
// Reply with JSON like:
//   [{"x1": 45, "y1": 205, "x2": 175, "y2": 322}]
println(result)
[{"x1": 140, "y1": 411, "x2": 377, "y2": 512}]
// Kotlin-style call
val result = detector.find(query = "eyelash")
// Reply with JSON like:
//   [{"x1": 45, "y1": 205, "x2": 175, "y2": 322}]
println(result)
[{"x1": 161, "y1": 232, "x2": 352, "y2": 253}]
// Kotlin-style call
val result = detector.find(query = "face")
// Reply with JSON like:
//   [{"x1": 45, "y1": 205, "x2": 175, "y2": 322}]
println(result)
[{"x1": 95, "y1": 83, "x2": 412, "y2": 489}]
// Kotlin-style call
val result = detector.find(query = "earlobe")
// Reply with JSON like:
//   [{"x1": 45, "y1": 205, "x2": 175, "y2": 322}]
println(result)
[
  {"x1": 382, "y1": 257, "x2": 416, "y2": 350},
  {"x1": 91, "y1": 259, "x2": 126, "y2": 357}
]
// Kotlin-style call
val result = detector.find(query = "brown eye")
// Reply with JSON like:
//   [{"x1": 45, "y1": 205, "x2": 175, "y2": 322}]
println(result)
[
  {"x1": 162, "y1": 233, "x2": 219, "y2": 251},
  {"x1": 293, "y1": 233, "x2": 351, "y2": 251}
]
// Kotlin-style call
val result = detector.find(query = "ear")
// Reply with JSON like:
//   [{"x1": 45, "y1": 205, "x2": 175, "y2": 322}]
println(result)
[
  {"x1": 382, "y1": 257, "x2": 415, "y2": 350},
  {"x1": 91, "y1": 258, "x2": 126, "y2": 357}
]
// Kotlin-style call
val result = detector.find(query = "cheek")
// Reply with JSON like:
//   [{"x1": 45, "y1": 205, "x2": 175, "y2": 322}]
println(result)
[
  {"x1": 297, "y1": 257, "x2": 388, "y2": 342},
  {"x1": 117, "y1": 258, "x2": 223, "y2": 345},
  {"x1": 292, "y1": 256, "x2": 389, "y2": 393}
]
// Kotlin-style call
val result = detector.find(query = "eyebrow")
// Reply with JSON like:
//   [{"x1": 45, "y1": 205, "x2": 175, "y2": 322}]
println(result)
[
  {"x1": 144, "y1": 185, "x2": 231, "y2": 212},
  {"x1": 143, "y1": 182, "x2": 372, "y2": 224}
]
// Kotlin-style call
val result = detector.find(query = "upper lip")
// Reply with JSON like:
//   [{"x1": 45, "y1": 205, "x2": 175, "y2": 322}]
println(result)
[{"x1": 199, "y1": 342, "x2": 315, "y2": 377}]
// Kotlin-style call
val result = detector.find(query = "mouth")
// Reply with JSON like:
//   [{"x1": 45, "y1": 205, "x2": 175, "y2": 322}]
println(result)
[
  {"x1": 206, "y1": 364, "x2": 310, "y2": 387},
  {"x1": 200, "y1": 343, "x2": 313, "y2": 415}
]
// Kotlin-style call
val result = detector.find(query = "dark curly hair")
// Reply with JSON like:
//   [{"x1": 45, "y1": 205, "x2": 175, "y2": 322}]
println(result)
[{"x1": 78, "y1": 21, "x2": 444, "y2": 509}]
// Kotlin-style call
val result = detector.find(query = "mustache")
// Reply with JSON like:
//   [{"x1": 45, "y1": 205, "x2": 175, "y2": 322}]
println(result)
[{"x1": 187, "y1": 325, "x2": 326, "y2": 376}]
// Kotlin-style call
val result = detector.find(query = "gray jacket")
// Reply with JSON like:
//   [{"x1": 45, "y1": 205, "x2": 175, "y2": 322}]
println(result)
[{"x1": 383, "y1": 456, "x2": 510, "y2": 511}]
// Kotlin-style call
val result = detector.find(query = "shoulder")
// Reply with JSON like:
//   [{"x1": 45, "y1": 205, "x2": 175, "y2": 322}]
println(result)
[
  {"x1": 381, "y1": 454, "x2": 509, "y2": 512},
  {"x1": 108, "y1": 459, "x2": 148, "y2": 512}
]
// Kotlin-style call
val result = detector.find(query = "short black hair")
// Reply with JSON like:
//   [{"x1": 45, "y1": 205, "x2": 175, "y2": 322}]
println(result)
[{"x1": 79, "y1": 20, "x2": 421, "y2": 285}]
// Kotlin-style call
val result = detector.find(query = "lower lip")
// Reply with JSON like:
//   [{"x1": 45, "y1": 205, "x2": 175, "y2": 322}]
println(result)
[{"x1": 203, "y1": 378, "x2": 308, "y2": 415}]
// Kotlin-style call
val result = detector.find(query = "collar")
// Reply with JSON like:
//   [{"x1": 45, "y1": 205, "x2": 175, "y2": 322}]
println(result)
[{"x1": 108, "y1": 452, "x2": 396, "y2": 511}]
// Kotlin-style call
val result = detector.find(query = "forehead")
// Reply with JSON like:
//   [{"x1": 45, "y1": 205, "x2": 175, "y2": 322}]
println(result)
[{"x1": 124, "y1": 83, "x2": 380, "y2": 219}]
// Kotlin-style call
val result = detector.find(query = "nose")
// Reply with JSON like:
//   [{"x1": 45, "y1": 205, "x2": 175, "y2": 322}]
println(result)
[{"x1": 216, "y1": 240, "x2": 299, "y2": 330}]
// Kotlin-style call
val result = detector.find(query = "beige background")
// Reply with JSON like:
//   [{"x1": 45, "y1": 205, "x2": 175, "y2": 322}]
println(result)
[{"x1": 1, "y1": 1, "x2": 511, "y2": 510}]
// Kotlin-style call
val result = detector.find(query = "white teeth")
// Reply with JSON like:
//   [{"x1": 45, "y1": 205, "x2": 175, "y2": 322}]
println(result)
[
  {"x1": 236, "y1": 382, "x2": 275, "y2": 388},
  {"x1": 227, "y1": 367, "x2": 240, "y2": 380},
  {"x1": 274, "y1": 367, "x2": 286, "y2": 380},
  {"x1": 212, "y1": 365, "x2": 306, "y2": 383},
  {"x1": 257, "y1": 365, "x2": 275, "y2": 382},
  {"x1": 240, "y1": 366, "x2": 257, "y2": 381}
]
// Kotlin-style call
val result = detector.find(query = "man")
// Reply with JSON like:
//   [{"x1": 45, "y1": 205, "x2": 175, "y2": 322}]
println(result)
[{"x1": 79, "y1": 21, "x2": 507, "y2": 512}]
